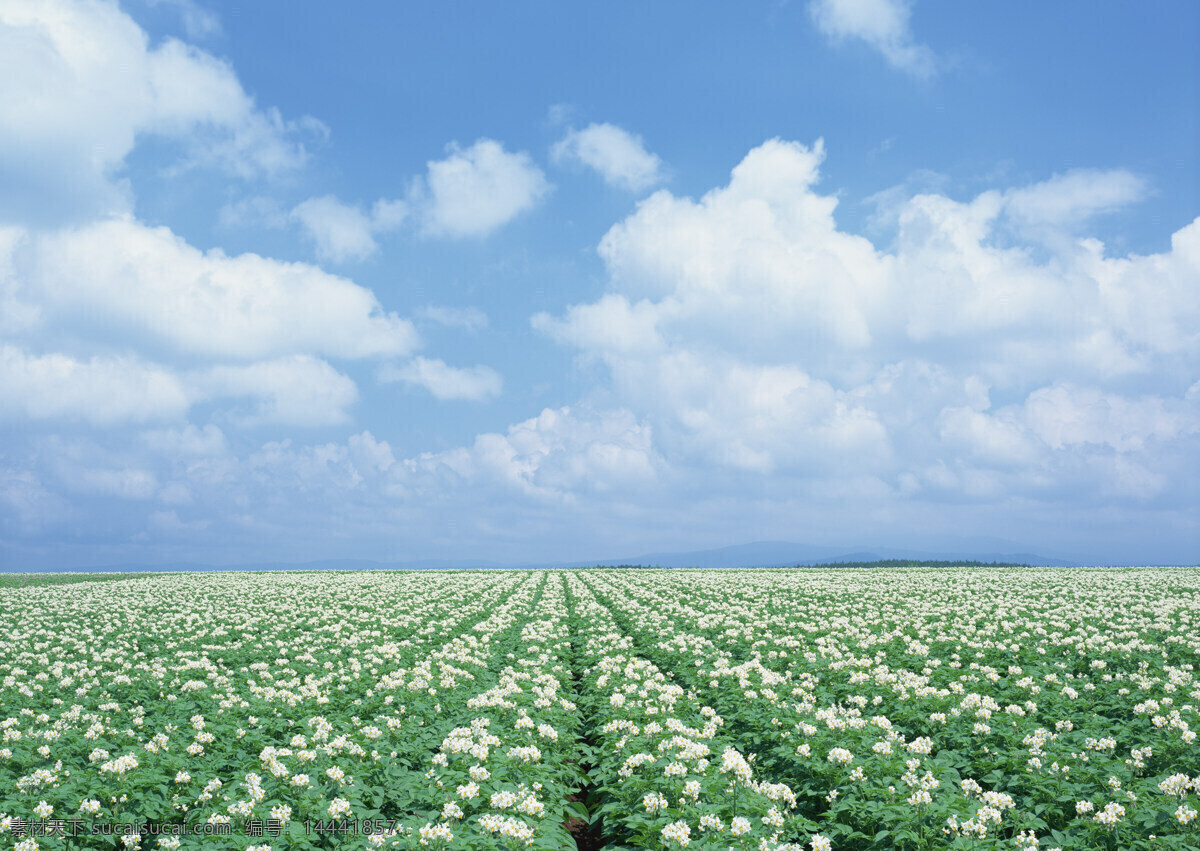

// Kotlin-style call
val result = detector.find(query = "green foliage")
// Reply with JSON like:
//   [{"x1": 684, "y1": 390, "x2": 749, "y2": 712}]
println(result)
[{"x1": 0, "y1": 567, "x2": 1196, "y2": 849}]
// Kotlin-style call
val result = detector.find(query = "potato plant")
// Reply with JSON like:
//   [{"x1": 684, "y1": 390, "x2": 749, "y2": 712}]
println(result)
[{"x1": 0, "y1": 567, "x2": 1196, "y2": 849}]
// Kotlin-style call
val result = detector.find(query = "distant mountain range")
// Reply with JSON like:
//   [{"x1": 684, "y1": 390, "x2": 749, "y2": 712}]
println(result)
[{"x1": 4, "y1": 539, "x2": 1088, "y2": 572}]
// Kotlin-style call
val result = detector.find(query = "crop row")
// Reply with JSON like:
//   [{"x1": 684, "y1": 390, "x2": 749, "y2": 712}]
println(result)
[{"x1": 0, "y1": 568, "x2": 1197, "y2": 850}]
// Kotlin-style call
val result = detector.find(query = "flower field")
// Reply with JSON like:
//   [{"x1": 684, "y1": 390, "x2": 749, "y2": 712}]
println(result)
[{"x1": 0, "y1": 567, "x2": 1198, "y2": 850}]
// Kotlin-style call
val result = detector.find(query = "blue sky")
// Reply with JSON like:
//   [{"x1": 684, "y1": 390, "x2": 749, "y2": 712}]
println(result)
[{"x1": 1, "y1": 0, "x2": 1197, "y2": 568}]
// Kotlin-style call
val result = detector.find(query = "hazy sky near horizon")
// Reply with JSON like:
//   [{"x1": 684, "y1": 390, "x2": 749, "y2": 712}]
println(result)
[{"x1": 1, "y1": 0, "x2": 1197, "y2": 568}]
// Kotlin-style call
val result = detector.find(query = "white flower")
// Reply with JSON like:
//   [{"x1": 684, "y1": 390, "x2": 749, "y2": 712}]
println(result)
[
  {"x1": 643, "y1": 792, "x2": 669, "y2": 813},
  {"x1": 661, "y1": 820, "x2": 691, "y2": 846},
  {"x1": 490, "y1": 790, "x2": 517, "y2": 810},
  {"x1": 418, "y1": 822, "x2": 454, "y2": 845},
  {"x1": 827, "y1": 748, "x2": 853, "y2": 765},
  {"x1": 456, "y1": 782, "x2": 479, "y2": 800}
]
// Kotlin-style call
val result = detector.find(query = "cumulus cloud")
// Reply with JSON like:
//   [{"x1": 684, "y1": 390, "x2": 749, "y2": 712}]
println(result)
[
  {"x1": 533, "y1": 294, "x2": 665, "y2": 356},
  {"x1": 290, "y1": 196, "x2": 377, "y2": 262},
  {"x1": 533, "y1": 137, "x2": 1200, "y2": 507},
  {"x1": 283, "y1": 138, "x2": 545, "y2": 255},
  {"x1": 0, "y1": 0, "x2": 323, "y2": 223},
  {"x1": 397, "y1": 407, "x2": 662, "y2": 501},
  {"x1": 348, "y1": 431, "x2": 396, "y2": 474},
  {"x1": 809, "y1": 0, "x2": 936, "y2": 78},
  {"x1": 68, "y1": 467, "x2": 160, "y2": 500},
  {"x1": 595, "y1": 138, "x2": 887, "y2": 356},
  {"x1": 249, "y1": 431, "x2": 395, "y2": 493},
  {"x1": 415, "y1": 139, "x2": 550, "y2": 237},
  {"x1": 0, "y1": 345, "x2": 190, "y2": 425},
  {"x1": 26, "y1": 218, "x2": 419, "y2": 360},
  {"x1": 417, "y1": 305, "x2": 489, "y2": 333},
  {"x1": 551, "y1": 123, "x2": 664, "y2": 192},
  {"x1": 140, "y1": 424, "x2": 228, "y2": 456},
  {"x1": 0, "y1": 226, "x2": 40, "y2": 335},
  {"x1": 289, "y1": 195, "x2": 408, "y2": 263},
  {"x1": 3, "y1": 127, "x2": 1195, "y2": 565},
  {"x1": 378, "y1": 357, "x2": 502, "y2": 402},
  {"x1": 930, "y1": 384, "x2": 1200, "y2": 501},
  {"x1": 142, "y1": 0, "x2": 221, "y2": 39},
  {"x1": 1002, "y1": 169, "x2": 1147, "y2": 229},
  {"x1": 0, "y1": 345, "x2": 362, "y2": 428},
  {"x1": 192, "y1": 356, "x2": 360, "y2": 427},
  {"x1": 1022, "y1": 384, "x2": 1197, "y2": 453},
  {"x1": 216, "y1": 196, "x2": 289, "y2": 230}
]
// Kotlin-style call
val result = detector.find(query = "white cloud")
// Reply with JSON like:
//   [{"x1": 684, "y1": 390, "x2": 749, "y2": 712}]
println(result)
[
  {"x1": 417, "y1": 305, "x2": 489, "y2": 333},
  {"x1": 1003, "y1": 169, "x2": 1147, "y2": 229},
  {"x1": 192, "y1": 356, "x2": 359, "y2": 426},
  {"x1": 348, "y1": 431, "x2": 395, "y2": 474},
  {"x1": 533, "y1": 137, "x2": 1200, "y2": 503},
  {"x1": 936, "y1": 405, "x2": 1039, "y2": 468},
  {"x1": 596, "y1": 139, "x2": 887, "y2": 355},
  {"x1": 416, "y1": 139, "x2": 550, "y2": 237},
  {"x1": 69, "y1": 467, "x2": 159, "y2": 500},
  {"x1": 606, "y1": 351, "x2": 890, "y2": 474},
  {"x1": 379, "y1": 357, "x2": 502, "y2": 402},
  {"x1": 0, "y1": 225, "x2": 39, "y2": 334},
  {"x1": 397, "y1": 407, "x2": 661, "y2": 501},
  {"x1": 227, "y1": 138, "x2": 545, "y2": 252},
  {"x1": 552, "y1": 123, "x2": 664, "y2": 192},
  {"x1": 216, "y1": 196, "x2": 288, "y2": 230},
  {"x1": 371, "y1": 198, "x2": 409, "y2": 231},
  {"x1": 809, "y1": 0, "x2": 935, "y2": 78},
  {"x1": 0, "y1": 345, "x2": 190, "y2": 425},
  {"x1": 0, "y1": 214, "x2": 448, "y2": 429},
  {"x1": 0, "y1": 345, "x2": 363, "y2": 429},
  {"x1": 289, "y1": 195, "x2": 408, "y2": 263},
  {"x1": 533, "y1": 294, "x2": 665, "y2": 356},
  {"x1": 926, "y1": 382, "x2": 1200, "y2": 501},
  {"x1": 290, "y1": 196, "x2": 378, "y2": 263},
  {"x1": 0, "y1": 0, "x2": 323, "y2": 223},
  {"x1": 142, "y1": 0, "x2": 221, "y2": 39},
  {"x1": 1022, "y1": 384, "x2": 1197, "y2": 453},
  {"x1": 140, "y1": 424, "x2": 227, "y2": 456},
  {"x1": 27, "y1": 218, "x2": 419, "y2": 360},
  {"x1": 248, "y1": 432, "x2": 396, "y2": 492}
]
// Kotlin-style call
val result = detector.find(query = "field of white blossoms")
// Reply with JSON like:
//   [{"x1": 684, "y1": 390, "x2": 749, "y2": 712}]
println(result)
[{"x1": 0, "y1": 568, "x2": 1198, "y2": 851}]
